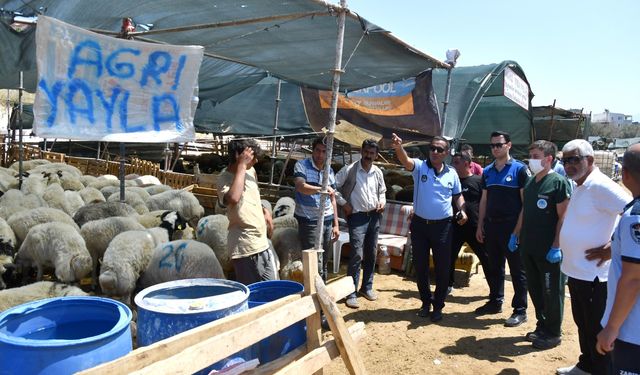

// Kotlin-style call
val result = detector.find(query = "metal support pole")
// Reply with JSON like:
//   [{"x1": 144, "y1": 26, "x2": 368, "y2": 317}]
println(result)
[
  {"x1": 269, "y1": 79, "x2": 282, "y2": 186},
  {"x1": 119, "y1": 142, "x2": 125, "y2": 202},
  {"x1": 313, "y1": 0, "x2": 347, "y2": 252},
  {"x1": 18, "y1": 72, "x2": 24, "y2": 189},
  {"x1": 441, "y1": 67, "x2": 453, "y2": 133}
]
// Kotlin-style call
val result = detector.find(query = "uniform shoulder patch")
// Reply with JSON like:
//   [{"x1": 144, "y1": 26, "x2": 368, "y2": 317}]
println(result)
[{"x1": 630, "y1": 222, "x2": 640, "y2": 244}]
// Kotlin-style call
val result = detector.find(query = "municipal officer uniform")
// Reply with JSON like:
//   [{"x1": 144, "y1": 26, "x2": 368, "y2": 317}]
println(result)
[
  {"x1": 520, "y1": 172, "x2": 571, "y2": 338},
  {"x1": 601, "y1": 198, "x2": 640, "y2": 373},
  {"x1": 482, "y1": 158, "x2": 529, "y2": 315},
  {"x1": 410, "y1": 158, "x2": 461, "y2": 313}
]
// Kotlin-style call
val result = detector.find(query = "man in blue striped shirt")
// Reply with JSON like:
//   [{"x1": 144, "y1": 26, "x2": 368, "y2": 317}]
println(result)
[{"x1": 294, "y1": 137, "x2": 340, "y2": 282}]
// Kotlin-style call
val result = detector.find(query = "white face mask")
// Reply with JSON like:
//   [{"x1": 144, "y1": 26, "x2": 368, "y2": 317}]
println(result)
[{"x1": 528, "y1": 159, "x2": 544, "y2": 175}]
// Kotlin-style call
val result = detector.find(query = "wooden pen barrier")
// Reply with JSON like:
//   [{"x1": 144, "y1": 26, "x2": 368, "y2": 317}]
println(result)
[{"x1": 79, "y1": 250, "x2": 368, "y2": 375}]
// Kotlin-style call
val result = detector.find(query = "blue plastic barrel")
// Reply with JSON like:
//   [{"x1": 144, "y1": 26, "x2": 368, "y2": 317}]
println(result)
[
  {"x1": 0, "y1": 296, "x2": 132, "y2": 375},
  {"x1": 134, "y1": 278, "x2": 251, "y2": 372},
  {"x1": 248, "y1": 280, "x2": 306, "y2": 364}
]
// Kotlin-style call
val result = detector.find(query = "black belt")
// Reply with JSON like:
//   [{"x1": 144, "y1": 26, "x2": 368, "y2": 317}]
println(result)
[
  {"x1": 486, "y1": 216, "x2": 517, "y2": 224},
  {"x1": 414, "y1": 215, "x2": 452, "y2": 225},
  {"x1": 354, "y1": 209, "x2": 379, "y2": 216}
]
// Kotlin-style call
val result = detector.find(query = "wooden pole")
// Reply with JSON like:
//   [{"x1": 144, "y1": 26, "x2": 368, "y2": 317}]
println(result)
[
  {"x1": 303, "y1": 249, "x2": 323, "y2": 375},
  {"x1": 547, "y1": 99, "x2": 556, "y2": 141}
]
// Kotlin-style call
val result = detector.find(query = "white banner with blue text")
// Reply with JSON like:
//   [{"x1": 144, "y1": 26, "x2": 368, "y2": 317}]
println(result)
[{"x1": 34, "y1": 16, "x2": 203, "y2": 142}]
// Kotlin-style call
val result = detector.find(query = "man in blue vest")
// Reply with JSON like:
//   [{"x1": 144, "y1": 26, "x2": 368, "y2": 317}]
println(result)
[
  {"x1": 335, "y1": 139, "x2": 386, "y2": 309},
  {"x1": 475, "y1": 130, "x2": 530, "y2": 327},
  {"x1": 391, "y1": 133, "x2": 467, "y2": 323}
]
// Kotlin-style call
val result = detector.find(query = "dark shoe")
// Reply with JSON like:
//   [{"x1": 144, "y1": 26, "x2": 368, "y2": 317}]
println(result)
[
  {"x1": 474, "y1": 301, "x2": 503, "y2": 315},
  {"x1": 430, "y1": 309, "x2": 443, "y2": 323},
  {"x1": 345, "y1": 296, "x2": 359, "y2": 309},
  {"x1": 525, "y1": 328, "x2": 544, "y2": 342},
  {"x1": 533, "y1": 333, "x2": 561, "y2": 349},
  {"x1": 504, "y1": 313, "x2": 527, "y2": 327},
  {"x1": 416, "y1": 305, "x2": 430, "y2": 318},
  {"x1": 359, "y1": 289, "x2": 378, "y2": 301},
  {"x1": 321, "y1": 315, "x2": 330, "y2": 331},
  {"x1": 556, "y1": 365, "x2": 590, "y2": 375}
]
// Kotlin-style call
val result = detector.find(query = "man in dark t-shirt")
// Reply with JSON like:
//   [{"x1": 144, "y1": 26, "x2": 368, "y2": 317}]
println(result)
[{"x1": 450, "y1": 153, "x2": 490, "y2": 293}]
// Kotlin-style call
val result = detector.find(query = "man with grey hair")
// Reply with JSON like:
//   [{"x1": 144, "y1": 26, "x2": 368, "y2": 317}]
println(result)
[{"x1": 556, "y1": 139, "x2": 631, "y2": 375}]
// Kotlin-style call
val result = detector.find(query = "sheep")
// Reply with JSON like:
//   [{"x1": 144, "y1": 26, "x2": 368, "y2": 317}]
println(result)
[
  {"x1": 87, "y1": 177, "x2": 120, "y2": 191},
  {"x1": 144, "y1": 184, "x2": 173, "y2": 196},
  {"x1": 271, "y1": 227, "x2": 302, "y2": 267},
  {"x1": 59, "y1": 171, "x2": 86, "y2": 191},
  {"x1": 73, "y1": 201, "x2": 138, "y2": 227},
  {"x1": 78, "y1": 186, "x2": 106, "y2": 204},
  {"x1": 0, "y1": 173, "x2": 18, "y2": 193},
  {"x1": 273, "y1": 197, "x2": 295, "y2": 218},
  {"x1": 107, "y1": 190, "x2": 149, "y2": 215},
  {"x1": 0, "y1": 217, "x2": 17, "y2": 257},
  {"x1": 136, "y1": 210, "x2": 191, "y2": 240},
  {"x1": 29, "y1": 162, "x2": 83, "y2": 178},
  {"x1": 139, "y1": 240, "x2": 225, "y2": 289},
  {"x1": 272, "y1": 214, "x2": 298, "y2": 231},
  {"x1": 80, "y1": 216, "x2": 146, "y2": 286},
  {"x1": 16, "y1": 222, "x2": 92, "y2": 282},
  {"x1": 42, "y1": 184, "x2": 83, "y2": 217},
  {"x1": 20, "y1": 173, "x2": 48, "y2": 196},
  {"x1": 261, "y1": 199, "x2": 272, "y2": 216},
  {"x1": 9, "y1": 159, "x2": 50, "y2": 172},
  {"x1": 99, "y1": 228, "x2": 169, "y2": 304},
  {"x1": 7, "y1": 207, "x2": 79, "y2": 247},
  {"x1": 130, "y1": 175, "x2": 162, "y2": 187},
  {"x1": 0, "y1": 190, "x2": 48, "y2": 220},
  {"x1": 0, "y1": 281, "x2": 89, "y2": 312},
  {"x1": 146, "y1": 189, "x2": 204, "y2": 227},
  {"x1": 100, "y1": 185, "x2": 120, "y2": 199},
  {"x1": 123, "y1": 186, "x2": 151, "y2": 202},
  {"x1": 80, "y1": 175, "x2": 98, "y2": 187},
  {"x1": 195, "y1": 214, "x2": 232, "y2": 274}
]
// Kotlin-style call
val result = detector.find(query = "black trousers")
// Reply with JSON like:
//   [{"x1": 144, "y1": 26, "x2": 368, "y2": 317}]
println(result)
[
  {"x1": 612, "y1": 339, "x2": 640, "y2": 374},
  {"x1": 410, "y1": 216, "x2": 452, "y2": 311},
  {"x1": 450, "y1": 222, "x2": 491, "y2": 289},
  {"x1": 484, "y1": 220, "x2": 528, "y2": 313},
  {"x1": 567, "y1": 277, "x2": 610, "y2": 375}
]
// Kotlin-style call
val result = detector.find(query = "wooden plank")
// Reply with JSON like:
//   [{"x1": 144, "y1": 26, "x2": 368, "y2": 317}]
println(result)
[
  {"x1": 252, "y1": 322, "x2": 365, "y2": 375},
  {"x1": 302, "y1": 249, "x2": 324, "y2": 375},
  {"x1": 80, "y1": 278, "x2": 353, "y2": 375},
  {"x1": 315, "y1": 275, "x2": 367, "y2": 375}
]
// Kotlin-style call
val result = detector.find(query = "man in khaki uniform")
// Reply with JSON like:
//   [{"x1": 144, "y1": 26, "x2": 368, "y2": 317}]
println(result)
[{"x1": 218, "y1": 139, "x2": 277, "y2": 284}]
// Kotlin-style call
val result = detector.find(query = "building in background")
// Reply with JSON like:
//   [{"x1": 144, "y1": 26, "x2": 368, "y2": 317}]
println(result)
[{"x1": 592, "y1": 109, "x2": 634, "y2": 127}]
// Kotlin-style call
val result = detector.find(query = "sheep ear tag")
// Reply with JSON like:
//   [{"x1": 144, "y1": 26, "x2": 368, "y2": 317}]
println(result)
[{"x1": 177, "y1": 224, "x2": 184, "y2": 230}]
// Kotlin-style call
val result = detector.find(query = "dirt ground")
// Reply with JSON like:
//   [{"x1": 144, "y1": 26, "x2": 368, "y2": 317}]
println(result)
[{"x1": 323, "y1": 267, "x2": 581, "y2": 375}]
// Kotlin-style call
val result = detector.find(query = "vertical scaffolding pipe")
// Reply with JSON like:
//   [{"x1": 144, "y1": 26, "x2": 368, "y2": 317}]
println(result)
[
  {"x1": 119, "y1": 142, "x2": 125, "y2": 202},
  {"x1": 441, "y1": 66, "x2": 453, "y2": 133},
  {"x1": 18, "y1": 72, "x2": 24, "y2": 189},
  {"x1": 313, "y1": 0, "x2": 347, "y2": 251},
  {"x1": 269, "y1": 79, "x2": 282, "y2": 186},
  {"x1": 547, "y1": 99, "x2": 557, "y2": 140}
]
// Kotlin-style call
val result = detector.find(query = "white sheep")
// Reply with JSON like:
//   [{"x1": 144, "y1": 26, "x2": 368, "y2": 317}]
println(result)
[
  {"x1": 0, "y1": 218, "x2": 17, "y2": 290},
  {"x1": 130, "y1": 175, "x2": 162, "y2": 187},
  {"x1": 273, "y1": 196, "x2": 296, "y2": 218},
  {"x1": 80, "y1": 175, "x2": 98, "y2": 187},
  {"x1": 271, "y1": 227, "x2": 302, "y2": 267},
  {"x1": 73, "y1": 201, "x2": 138, "y2": 227},
  {"x1": 80, "y1": 216, "x2": 146, "y2": 286},
  {"x1": 0, "y1": 173, "x2": 18, "y2": 193},
  {"x1": 195, "y1": 214, "x2": 232, "y2": 274},
  {"x1": 99, "y1": 228, "x2": 169, "y2": 304},
  {"x1": 78, "y1": 186, "x2": 106, "y2": 204},
  {"x1": 0, "y1": 190, "x2": 48, "y2": 220},
  {"x1": 7, "y1": 207, "x2": 79, "y2": 247},
  {"x1": 144, "y1": 184, "x2": 173, "y2": 196},
  {"x1": 146, "y1": 189, "x2": 204, "y2": 226},
  {"x1": 139, "y1": 240, "x2": 225, "y2": 289},
  {"x1": 42, "y1": 183, "x2": 83, "y2": 217},
  {"x1": 0, "y1": 254, "x2": 13, "y2": 290},
  {"x1": 272, "y1": 214, "x2": 298, "y2": 231},
  {"x1": 107, "y1": 190, "x2": 149, "y2": 215},
  {"x1": 137, "y1": 210, "x2": 192, "y2": 240},
  {"x1": 20, "y1": 173, "x2": 48, "y2": 196},
  {"x1": 0, "y1": 281, "x2": 89, "y2": 312},
  {"x1": 9, "y1": 159, "x2": 50, "y2": 172},
  {"x1": 29, "y1": 162, "x2": 83, "y2": 178},
  {"x1": 16, "y1": 222, "x2": 92, "y2": 282}
]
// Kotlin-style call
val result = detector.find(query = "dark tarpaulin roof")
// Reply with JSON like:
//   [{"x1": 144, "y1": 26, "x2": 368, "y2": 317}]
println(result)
[{"x1": 0, "y1": 0, "x2": 446, "y2": 108}]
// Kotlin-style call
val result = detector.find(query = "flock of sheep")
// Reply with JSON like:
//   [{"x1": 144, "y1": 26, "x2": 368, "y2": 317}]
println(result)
[{"x1": 0, "y1": 158, "x2": 304, "y2": 314}]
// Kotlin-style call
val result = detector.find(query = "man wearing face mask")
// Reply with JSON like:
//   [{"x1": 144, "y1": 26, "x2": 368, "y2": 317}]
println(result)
[
  {"x1": 390, "y1": 133, "x2": 467, "y2": 323},
  {"x1": 335, "y1": 139, "x2": 386, "y2": 309},
  {"x1": 518, "y1": 140, "x2": 571, "y2": 350}
]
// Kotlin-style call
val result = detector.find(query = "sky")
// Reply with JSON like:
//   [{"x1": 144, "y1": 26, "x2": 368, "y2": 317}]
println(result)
[{"x1": 348, "y1": 0, "x2": 640, "y2": 120}]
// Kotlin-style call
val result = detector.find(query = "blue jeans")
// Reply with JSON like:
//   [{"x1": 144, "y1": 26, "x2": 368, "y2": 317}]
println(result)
[
  {"x1": 296, "y1": 216, "x2": 332, "y2": 282},
  {"x1": 346, "y1": 211, "x2": 381, "y2": 299}
]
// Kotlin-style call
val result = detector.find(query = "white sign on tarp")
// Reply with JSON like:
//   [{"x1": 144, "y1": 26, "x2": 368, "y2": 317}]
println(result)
[
  {"x1": 503, "y1": 67, "x2": 529, "y2": 110},
  {"x1": 33, "y1": 16, "x2": 203, "y2": 142}
]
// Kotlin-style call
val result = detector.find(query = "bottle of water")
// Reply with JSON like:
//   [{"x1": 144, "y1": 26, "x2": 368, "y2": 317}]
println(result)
[{"x1": 378, "y1": 245, "x2": 391, "y2": 274}]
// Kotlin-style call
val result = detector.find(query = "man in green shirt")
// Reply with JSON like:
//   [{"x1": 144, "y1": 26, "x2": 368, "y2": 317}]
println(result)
[{"x1": 517, "y1": 140, "x2": 571, "y2": 349}]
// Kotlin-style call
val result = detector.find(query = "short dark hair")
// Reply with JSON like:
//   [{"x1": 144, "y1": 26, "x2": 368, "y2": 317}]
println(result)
[
  {"x1": 311, "y1": 137, "x2": 325, "y2": 151},
  {"x1": 453, "y1": 152, "x2": 471, "y2": 163},
  {"x1": 490, "y1": 131, "x2": 511, "y2": 143},
  {"x1": 228, "y1": 139, "x2": 260, "y2": 163},
  {"x1": 528, "y1": 140, "x2": 557, "y2": 158},
  {"x1": 361, "y1": 139, "x2": 379, "y2": 152},
  {"x1": 431, "y1": 136, "x2": 449, "y2": 150},
  {"x1": 623, "y1": 144, "x2": 640, "y2": 181},
  {"x1": 460, "y1": 144, "x2": 473, "y2": 153}
]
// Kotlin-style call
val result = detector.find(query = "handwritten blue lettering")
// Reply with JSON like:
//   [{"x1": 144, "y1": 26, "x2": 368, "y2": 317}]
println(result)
[
  {"x1": 95, "y1": 87, "x2": 122, "y2": 132},
  {"x1": 139, "y1": 51, "x2": 172, "y2": 87},
  {"x1": 66, "y1": 79, "x2": 95, "y2": 125},
  {"x1": 158, "y1": 242, "x2": 187, "y2": 271},
  {"x1": 118, "y1": 90, "x2": 146, "y2": 133},
  {"x1": 171, "y1": 55, "x2": 186, "y2": 90},
  {"x1": 152, "y1": 94, "x2": 181, "y2": 131},
  {"x1": 105, "y1": 48, "x2": 140, "y2": 79},
  {"x1": 67, "y1": 40, "x2": 103, "y2": 80},
  {"x1": 38, "y1": 79, "x2": 64, "y2": 127}
]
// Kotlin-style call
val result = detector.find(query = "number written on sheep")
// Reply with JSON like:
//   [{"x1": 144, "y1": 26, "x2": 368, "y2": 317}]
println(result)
[{"x1": 158, "y1": 242, "x2": 187, "y2": 271}]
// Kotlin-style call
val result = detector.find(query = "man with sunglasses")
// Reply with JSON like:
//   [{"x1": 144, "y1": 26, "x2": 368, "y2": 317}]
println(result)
[
  {"x1": 335, "y1": 139, "x2": 386, "y2": 309},
  {"x1": 557, "y1": 139, "x2": 630, "y2": 375},
  {"x1": 390, "y1": 133, "x2": 467, "y2": 323},
  {"x1": 475, "y1": 130, "x2": 530, "y2": 327}
]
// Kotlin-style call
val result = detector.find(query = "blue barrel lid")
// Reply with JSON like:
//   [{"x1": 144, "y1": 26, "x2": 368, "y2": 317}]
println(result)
[
  {"x1": 134, "y1": 278, "x2": 249, "y2": 315},
  {"x1": 0, "y1": 296, "x2": 132, "y2": 347}
]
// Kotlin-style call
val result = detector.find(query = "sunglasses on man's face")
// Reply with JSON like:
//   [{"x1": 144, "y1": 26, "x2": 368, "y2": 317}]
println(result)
[
  {"x1": 490, "y1": 143, "x2": 507, "y2": 149},
  {"x1": 429, "y1": 146, "x2": 446, "y2": 154},
  {"x1": 561, "y1": 156, "x2": 586, "y2": 165}
]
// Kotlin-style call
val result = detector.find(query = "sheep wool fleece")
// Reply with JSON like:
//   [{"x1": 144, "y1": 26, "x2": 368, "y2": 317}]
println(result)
[{"x1": 217, "y1": 167, "x2": 269, "y2": 259}]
